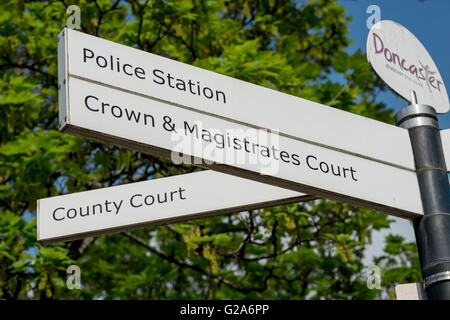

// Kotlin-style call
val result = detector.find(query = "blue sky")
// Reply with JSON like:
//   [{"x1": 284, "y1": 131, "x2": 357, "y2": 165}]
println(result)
[
  {"x1": 337, "y1": 0, "x2": 450, "y2": 266},
  {"x1": 338, "y1": 0, "x2": 450, "y2": 129}
]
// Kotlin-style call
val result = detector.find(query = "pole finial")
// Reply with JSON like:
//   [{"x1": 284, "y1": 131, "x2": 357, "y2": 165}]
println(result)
[{"x1": 410, "y1": 90, "x2": 418, "y2": 105}]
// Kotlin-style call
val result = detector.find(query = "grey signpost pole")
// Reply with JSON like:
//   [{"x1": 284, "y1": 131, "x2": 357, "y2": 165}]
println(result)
[{"x1": 396, "y1": 91, "x2": 450, "y2": 300}]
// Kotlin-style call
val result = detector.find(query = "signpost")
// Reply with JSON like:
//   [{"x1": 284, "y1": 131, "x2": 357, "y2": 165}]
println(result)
[
  {"x1": 55, "y1": 28, "x2": 424, "y2": 219},
  {"x1": 368, "y1": 20, "x2": 450, "y2": 300},
  {"x1": 37, "y1": 21, "x2": 450, "y2": 299},
  {"x1": 38, "y1": 170, "x2": 313, "y2": 245},
  {"x1": 59, "y1": 28, "x2": 415, "y2": 171}
]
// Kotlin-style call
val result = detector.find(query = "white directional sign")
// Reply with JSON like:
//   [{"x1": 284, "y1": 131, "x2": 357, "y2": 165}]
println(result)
[
  {"x1": 367, "y1": 20, "x2": 449, "y2": 114},
  {"x1": 59, "y1": 28, "x2": 415, "y2": 170},
  {"x1": 441, "y1": 129, "x2": 450, "y2": 171},
  {"x1": 58, "y1": 28, "x2": 425, "y2": 219},
  {"x1": 38, "y1": 171, "x2": 312, "y2": 245}
]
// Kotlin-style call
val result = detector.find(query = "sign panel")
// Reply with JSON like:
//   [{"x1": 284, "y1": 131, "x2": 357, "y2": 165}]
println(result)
[
  {"x1": 367, "y1": 20, "x2": 449, "y2": 114},
  {"x1": 441, "y1": 129, "x2": 450, "y2": 171},
  {"x1": 59, "y1": 74, "x2": 424, "y2": 219},
  {"x1": 395, "y1": 283, "x2": 426, "y2": 300},
  {"x1": 59, "y1": 28, "x2": 416, "y2": 171},
  {"x1": 38, "y1": 171, "x2": 312, "y2": 245}
]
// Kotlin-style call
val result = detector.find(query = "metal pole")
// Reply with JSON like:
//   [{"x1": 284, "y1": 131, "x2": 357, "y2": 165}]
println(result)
[{"x1": 396, "y1": 93, "x2": 450, "y2": 300}]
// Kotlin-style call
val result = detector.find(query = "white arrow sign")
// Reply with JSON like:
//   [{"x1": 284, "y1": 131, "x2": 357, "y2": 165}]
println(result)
[
  {"x1": 58, "y1": 28, "x2": 425, "y2": 219},
  {"x1": 367, "y1": 20, "x2": 449, "y2": 114},
  {"x1": 38, "y1": 170, "x2": 312, "y2": 245},
  {"x1": 59, "y1": 28, "x2": 415, "y2": 171}
]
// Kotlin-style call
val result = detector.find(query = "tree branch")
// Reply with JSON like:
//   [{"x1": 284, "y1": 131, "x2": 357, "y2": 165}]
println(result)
[{"x1": 122, "y1": 231, "x2": 257, "y2": 293}]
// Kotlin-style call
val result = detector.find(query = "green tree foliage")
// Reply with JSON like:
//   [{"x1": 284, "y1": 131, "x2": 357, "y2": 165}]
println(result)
[{"x1": 0, "y1": 0, "x2": 421, "y2": 299}]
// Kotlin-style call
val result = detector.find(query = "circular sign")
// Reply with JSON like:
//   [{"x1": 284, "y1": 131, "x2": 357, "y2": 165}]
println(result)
[{"x1": 367, "y1": 20, "x2": 449, "y2": 114}]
